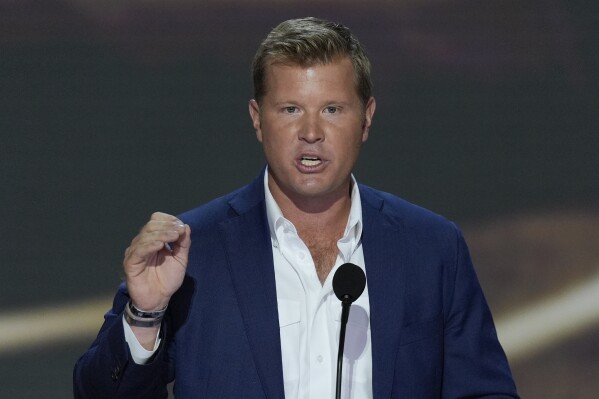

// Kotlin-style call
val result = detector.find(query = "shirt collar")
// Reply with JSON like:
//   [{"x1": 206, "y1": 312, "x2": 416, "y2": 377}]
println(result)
[{"x1": 263, "y1": 166, "x2": 363, "y2": 257}]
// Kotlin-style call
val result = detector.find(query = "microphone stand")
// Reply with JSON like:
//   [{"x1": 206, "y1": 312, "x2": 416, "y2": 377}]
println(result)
[
  {"x1": 335, "y1": 295, "x2": 352, "y2": 399},
  {"x1": 332, "y1": 263, "x2": 366, "y2": 399}
]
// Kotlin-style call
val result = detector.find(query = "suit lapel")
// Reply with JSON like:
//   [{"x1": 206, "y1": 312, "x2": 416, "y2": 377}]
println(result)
[
  {"x1": 360, "y1": 186, "x2": 409, "y2": 399},
  {"x1": 219, "y1": 173, "x2": 285, "y2": 399}
]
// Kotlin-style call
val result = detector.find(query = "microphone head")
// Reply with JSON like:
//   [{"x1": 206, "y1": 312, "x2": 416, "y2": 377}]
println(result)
[{"x1": 332, "y1": 263, "x2": 366, "y2": 303}]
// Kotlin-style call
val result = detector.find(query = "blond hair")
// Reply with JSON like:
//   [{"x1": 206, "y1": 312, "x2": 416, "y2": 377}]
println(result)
[{"x1": 252, "y1": 17, "x2": 372, "y2": 106}]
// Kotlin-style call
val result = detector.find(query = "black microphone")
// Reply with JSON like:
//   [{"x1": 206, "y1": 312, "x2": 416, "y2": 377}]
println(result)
[{"x1": 332, "y1": 263, "x2": 366, "y2": 399}]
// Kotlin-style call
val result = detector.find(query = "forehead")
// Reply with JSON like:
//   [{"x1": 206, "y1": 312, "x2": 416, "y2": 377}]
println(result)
[{"x1": 263, "y1": 57, "x2": 359, "y2": 98}]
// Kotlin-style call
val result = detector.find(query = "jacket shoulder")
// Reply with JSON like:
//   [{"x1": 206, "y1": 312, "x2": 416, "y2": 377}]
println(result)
[
  {"x1": 177, "y1": 175, "x2": 265, "y2": 233},
  {"x1": 359, "y1": 184, "x2": 459, "y2": 237}
]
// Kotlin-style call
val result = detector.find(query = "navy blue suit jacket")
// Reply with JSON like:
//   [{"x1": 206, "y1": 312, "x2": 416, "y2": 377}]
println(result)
[{"x1": 74, "y1": 170, "x2": 518, "y2": 398}]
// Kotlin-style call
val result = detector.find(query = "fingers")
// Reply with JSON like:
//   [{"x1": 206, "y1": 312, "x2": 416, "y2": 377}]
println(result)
[
  {"x1": 143, "y1": 214, "x2": 186, "y2": 235},
  {"x1": 125, "y1": 212, "x2": 189, "y2": 266},
  {"x1": 150, "y1": 211, "x2": 180, "y2": 222},
  {"x1": 124, "y1": 239, "x2": 167, "y2": 267},
  {"x1": 133, "y1": 215, "x2": 184, "y2": 241}
]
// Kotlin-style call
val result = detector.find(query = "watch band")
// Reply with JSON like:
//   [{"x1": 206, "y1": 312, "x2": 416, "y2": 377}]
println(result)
[
  {"x1": 124, "y1": 301, "x2": 167, "y2": 328},
  {"x1": 127, "y1": 301, "x2": 168, "y2": 319}
]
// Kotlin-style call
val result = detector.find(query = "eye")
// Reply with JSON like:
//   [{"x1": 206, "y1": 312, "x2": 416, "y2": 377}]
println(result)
[
  {"x1": 324, "y1": 106, "x2": 338, "y2": 114},
  {"x1": 283, "y1": 106, "x2": 298, "y2": 113}
]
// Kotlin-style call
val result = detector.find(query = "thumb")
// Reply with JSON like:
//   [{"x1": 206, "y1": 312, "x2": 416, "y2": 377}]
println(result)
[{"x1": 173, "y1": 224, "x2": 191, "y2": 260}]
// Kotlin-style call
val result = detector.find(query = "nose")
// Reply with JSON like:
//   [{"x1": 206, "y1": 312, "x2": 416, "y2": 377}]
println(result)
[{"x1": 298, "y1": 113, "x2": 324, "y2": 143}]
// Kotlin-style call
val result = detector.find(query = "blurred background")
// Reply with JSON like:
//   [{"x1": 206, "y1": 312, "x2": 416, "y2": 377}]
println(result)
[{"x1": 2, "y1": 0, "x2": 598, "y2": 397}]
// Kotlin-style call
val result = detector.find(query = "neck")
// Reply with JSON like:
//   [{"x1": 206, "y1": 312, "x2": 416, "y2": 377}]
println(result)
[{"x1": 268, "y1": 174, "x2": 352, "y2": 233}]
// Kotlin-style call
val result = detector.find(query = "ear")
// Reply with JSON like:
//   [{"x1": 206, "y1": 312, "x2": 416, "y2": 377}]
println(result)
[
  {"x1": 361, "y1": 96, "x2": 376, "y2": 142},
  {"x1": 249, "y1": 99, "x2": 263, "y2": 142}
]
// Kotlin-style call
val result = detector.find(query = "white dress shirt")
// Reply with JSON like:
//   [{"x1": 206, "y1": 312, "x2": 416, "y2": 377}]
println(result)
[
  {"x1": 124, "y1": 170, "x2": 373, "y2": 398},
  {"x1": 265, "y1": 171, "x2": 372, "y2": 399}
]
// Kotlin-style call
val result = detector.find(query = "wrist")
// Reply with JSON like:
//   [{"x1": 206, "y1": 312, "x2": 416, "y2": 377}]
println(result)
[{"x1": 124, "y1": 300, "x2": 167, "y2": 328}]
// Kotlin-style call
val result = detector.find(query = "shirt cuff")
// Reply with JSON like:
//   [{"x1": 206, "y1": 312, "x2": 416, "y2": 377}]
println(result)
[{"x1": 122, "y1": 315, "x2": 162, "y2": 365}]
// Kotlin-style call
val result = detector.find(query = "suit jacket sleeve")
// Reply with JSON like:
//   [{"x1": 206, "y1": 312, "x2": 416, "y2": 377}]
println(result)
[
  {"x1": 73, "y1": 283, "x2": 173, "y2": 399},
  {"x1": 441, "y1": 226, "x2": 519, "y2": 398}
]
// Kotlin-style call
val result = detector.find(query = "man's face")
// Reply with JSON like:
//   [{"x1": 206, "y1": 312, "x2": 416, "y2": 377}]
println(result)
[{"x1": 249, "y1": 57, "x2": 375, "y2": 206}]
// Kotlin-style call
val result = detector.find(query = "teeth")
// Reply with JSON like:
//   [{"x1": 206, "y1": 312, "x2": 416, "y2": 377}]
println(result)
[{"x1": 301, "y1": 157, "x2": 321, "y2": 166}]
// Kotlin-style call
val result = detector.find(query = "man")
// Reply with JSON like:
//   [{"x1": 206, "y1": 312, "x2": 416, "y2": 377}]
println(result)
[{"x1": 74, "y1": 17, "x2": 518, "y2": 398}]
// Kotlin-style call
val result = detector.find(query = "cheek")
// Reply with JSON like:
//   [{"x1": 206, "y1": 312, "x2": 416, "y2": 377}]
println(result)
[
  {"x1": 339, "y1": 136, "x2": 364, "y2": 165},
  {"x1": 262, "y1": 136, "x2": 287, "y2": 163},
  {"x1": 344, "y1": 133, "x2": 364, "y2": 150}
]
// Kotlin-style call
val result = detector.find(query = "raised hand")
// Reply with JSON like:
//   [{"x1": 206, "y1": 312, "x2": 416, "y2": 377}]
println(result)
[{"x1": 123, "y1": 212, "x2": 191, "y2": 312}]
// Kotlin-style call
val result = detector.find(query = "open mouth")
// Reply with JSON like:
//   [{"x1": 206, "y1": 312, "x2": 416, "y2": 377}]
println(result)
[{"x1": 300, "y1": 156, "x2": 322, "y2": 166}]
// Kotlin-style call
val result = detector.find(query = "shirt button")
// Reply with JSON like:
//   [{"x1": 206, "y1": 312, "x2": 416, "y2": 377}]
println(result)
[
  {"x1": 299, "y1": 252, "x2": 305, "y2": 260},
  {"x1": 317, "y1": 355, "x2": 323, "y2": 363}
]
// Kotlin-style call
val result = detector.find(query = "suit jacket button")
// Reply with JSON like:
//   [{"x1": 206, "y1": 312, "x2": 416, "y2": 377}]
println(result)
[{"x1": 111, "y1": 366, "x2": 120, "y2": 381}]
